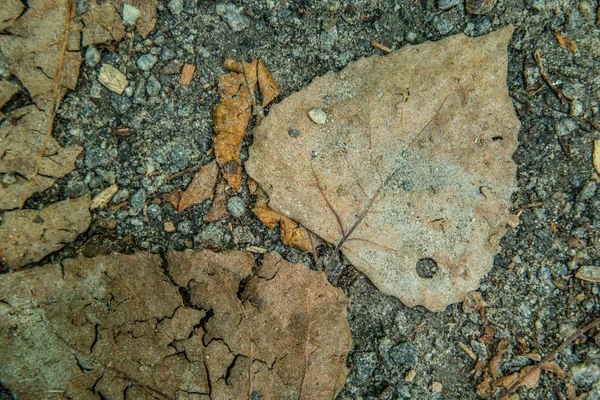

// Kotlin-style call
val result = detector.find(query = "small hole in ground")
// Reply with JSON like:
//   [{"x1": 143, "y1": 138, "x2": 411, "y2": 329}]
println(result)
[{"x1": 416, "y1": 258, "x2": 438, "y2": 278}]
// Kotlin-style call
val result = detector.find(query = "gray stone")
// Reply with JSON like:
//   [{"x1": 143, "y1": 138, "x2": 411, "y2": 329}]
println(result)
[
  {"x1": 137, "y1": 54, "x2": 158, "y2": 71},
  {"x1": 354, "y1": 352, "x2": 377, "y2": 381},
  {"x1": 388, "y1": 342, "x2": 418, "y2": 367},
  {"x1": 555, "y1": 118, "x2": 578, "y2": 136},
  {"x1": 288, "y1": 128, "x2": 301, "y2": 137},
  {"x1": 161, "y1": 47, "x2": 176, "y2": 61},
  {"x1": 466, "y1": 0, "x2": 497, "y2": 15},
  {"x1": 232, "y1": 225, "x2": 255, "y2": 244},
  {"x1": 195, "y1": 223, "x2": 226, "y2": 247},
  {"x1": 320, "y1": 26, "x2": 338, "y2": 52},
  {"x1": 570, "y1": 100, "x2": 584, "y2": 117},
  {"x1": 146, "y1": 76, "x2": 162, "y2": 96},
  {"x1": 227, "y1": 196, "x2": 246, "y2": 218},
  {"x1": 577, "y1": 181, "x2": 597, "y2": 202},
  {"x1": 170, "y1": 146, "x2": 191, "y2": 171},
  {"x1": 85, "y1": 147, "x2": 111, "y2": 169},
  {"x1": 216, "y1": 3, "x2": 250, "y2": 32},
  {"x1": 110, "y1": 93, "x2": 132, "y2": 115},
  {"x1": 133, "y1": 79, "x2": 147, "y2": 104},
  {"x1": 433, "y1": 16, "x2": 454, "y2": 35},
  {"x1": 84, "y1": 45, "x2": 101, "y2": 67},
  {"x1": 526, "y1": 0, "x2": 545, "y2": 11},
  {"x1": 572, "y1": 362, "x2": 600, "y2": 385},
  {"x1": 122, "y1": 4, "x2": 141, "y2": 26},
  {"x1": 112, "y1": 188, "x2": 129, "y2": 204},
  {"x1": 64, "y1": 181, "x2": 89, "y2": 198},
  {"x1": 168, "y1": 0, "x2": 184, "y2": 15},
  {"x1": 438, "y1": 0, "x2": 461, "y2": 10},
  {"x1": 130, "y1": 189, "x2": 147, "y2": 212},
  {"x1": 147, "y1": 204, "x2": 162, "y2": 220},
  {"x1": 177, "y1": 220, "x2": 194, "y2": 235}
]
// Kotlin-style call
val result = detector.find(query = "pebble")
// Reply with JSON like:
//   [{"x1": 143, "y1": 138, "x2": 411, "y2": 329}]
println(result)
[
  {"x1": 466, "y1": 0, "x2": 497, "y2": 14},
  {"x1": 354, "y1": 352, "x2": 377, "y2": 381},
  {"x1": 168, "y1": 0, "x2": 183, "y2": 15},
  {"x1": 177, "y1": 220, "x2": 194, "y2": 235},
  {"x1": 570, "y1": 100, "x2": 584, "y2": 117},
  {"x1": 194, "y1": 223, "x2": 226, "y2": 247},
  {"x1": 233, "y1": 226, "x2": 255, "y2": 244},
  {"x1": 308, "y1": 107, "x2": 327, "y2": 124},
  {"x1": 288, "y1": 128, "x2": 301, "y2": 137},
  {"x1": 433, "y1": 16, "x2": 454, "y2": 35},
  {"x1": 438, "y1": 0, "x2": 461, "y2": 10},
  {"x1": 320, "y1": 26, "x2": 338, "y2": 52},
  {"x1": 572, "y1": 362, "x2": 600, "y2": 384},
  {"x1": 112, "y1": 188, "x2": 129, "y2": 204},
  {"x1": 137, "y1": 54, "x2": 158, "y2": 71},
  {"x1": 84, "y1": 45, "x2": 101, "y2": 67},
  {"x1": 110, "y1": 93, "x2": 132, "y2": 115},
  {"x1": 227, "y1": 196, "x2": 246, "y2": 218},
  {"x1": 64, "y1": 181, "x2": 89, "y2": 198},
  {"x1": 160, "y1": 48, "x2": 177, "y2": 62},
  {"x1": 130, "y1": 189, "x2": 147, "y2": 212},
  {"x1": 555, "y1": 118, "x2": 578, "y2": 136},
  {"x1": 147, "y1": 204, "x2": 162, "y2": 220},
  {"x1": 216, "y1": 3, "x2": 249, "y2": 32},
  {"x1": 133, "y1": 79, "x2": 146, "y2": 104},
  {"x1": 577, "y1": 181, "x2": 597, "y2": 202},
  {"x1": 122, "y1": 4, "x2": 141, "y2": 26},
  {"x1": 170, "y1": 146, "x2": 191, "y2": 171},
  {"x1": 1, "y1": 173, "x2": 16, "y2": 185},
  {"x1": 388, "y1": 342, "x2": 418, "y2": 367},
  {"x1": 146, "y1": 76, "x2": 162, "y2": 96},
  {"x1": 85, "y1": 147, "x2": 111, "y2": 169},
  {"x1": 164, "y1": 221, "x2": 176, "y2": 232}
]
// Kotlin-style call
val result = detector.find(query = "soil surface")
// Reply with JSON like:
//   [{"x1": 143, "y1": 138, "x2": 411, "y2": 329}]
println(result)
[{"x1": 2, "y1": 0, "x2": 600, "y2": 399}]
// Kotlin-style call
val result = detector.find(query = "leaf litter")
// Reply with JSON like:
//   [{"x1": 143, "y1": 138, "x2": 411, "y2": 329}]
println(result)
[
  {"x1": 0, "y1": 250, "x2": 351, "y2": 399},
  {"x1": 163, "y1": 161, "x2": 219, "y2": 213},
  {"x1": 247, "y1": 26, "x2": 521, "y2": 311}
]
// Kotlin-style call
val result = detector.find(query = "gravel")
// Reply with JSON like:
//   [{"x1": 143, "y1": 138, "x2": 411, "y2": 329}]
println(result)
[
  {"x1": 227, "y1": 196, "x2": 246, "y2": 218},
  {"x1": 136, "y1": 53, "x2": 158, "y2": 71}
]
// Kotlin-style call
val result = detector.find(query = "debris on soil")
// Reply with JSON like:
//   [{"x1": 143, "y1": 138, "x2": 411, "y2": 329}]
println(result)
[
  {"x1": 214, "y1": 58, "x2": 278, "y2": 192},
  {"x1": 593, "y1": 140, "x2": 600, "y2": 174},
  {"x1": 98, "y1": 63, "x2": 128, "y2": 94},
  {"x1": 575, "y1": 265, "x2": 600, "y2": 283},
  {"x1": 163, "y1": 161, "x2": 219, "y2": 213},
  {"x1": 247, "y1": 27, "x2": 520, "y2": 311},
  {"x1": 205, "y1": 180, "x2": 230, "y2": 222},
  {"x1": 554, "y1": 32, "x2": 578, "y2": 54},
  {"x1": 90, "y1": 184, "x2": 119, "y2": 210},
  {"x1": 0, "y1": 195, "x2": 91, "y2": 269},
  {"x1": 179, "y1": 63, "x2": 196, "y2": 85},
  {"x1": 253, "y1": 188, "x2": 316, "y2": 252},
  {"x1": 0, "y1": 250, "x2": 351, "y2": 399}
]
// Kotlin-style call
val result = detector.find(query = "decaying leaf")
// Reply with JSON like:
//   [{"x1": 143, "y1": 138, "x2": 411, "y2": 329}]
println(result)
[
  {"x1": 554, "y1": 32, "x2": 578, "y2": 54},
  {"x1": 0, "y1": 250, "x2": 351, "y2": 399},
  {"x1": 0, "y1": 79, "x2": 18, "y2": 108},
  {"x1": 205, "y1": 180, "x2": 230, "y2": 222},
  {"x1": 476, "y1": 338, "x2": 509, "y2": 398},
  {"x1": 80, "y1": 0, "x2": 126, "y2": 47},
  {"x1": 254, "y1": 189, "x2": 316, "y2": 252},
  {"x1": 0, "y1": 195, "x2": 91, "y2": 269},
  {"x1": 247, "y1": 27, "x2": 520, "y2": 311},
  {"x1": 214, "y1": 59, "x2": 279, "y2": 191},
  {"x1": 163, "y1": 162, "x2": 219, "y2": 213},
  {"x1": 0, "y1": 106, "x2": 83, "y2": 211}
]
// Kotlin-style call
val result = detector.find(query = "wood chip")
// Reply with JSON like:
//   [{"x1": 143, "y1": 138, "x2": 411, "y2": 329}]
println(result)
[
  {"x1": 456, "y1": 341, "x2": 477, "y2": 360},
  {"x1": 247, "y1": 246, "x2": 267, "y2": 253},
  {"x1": 593, "y1": 140, "x2": 600, "y2": 174},
  {"x1": 370, "y1": 40, "x2": 392, "y2": 53},
  {"x1": 90, "y1": 184, "x2": 119, "y2": 210},
  {"x1": 180, "y1": 63, "x2": 196, "y2": 85},
  {"x1": 98, "y1": 64, "x2": 128, "y2": 94}
]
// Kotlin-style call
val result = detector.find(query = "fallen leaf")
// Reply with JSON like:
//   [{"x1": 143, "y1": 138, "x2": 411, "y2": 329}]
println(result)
[
  {"x1": 246, "y1": 27, "x2": 520, "y2": 311},
  {"x1": 497, "y1": 365, "x2": 540, "y2": 391},
  {"x1": 554, "y1": 32, "x2": 578, "y2": 54},
  {"x1": 0, "y1": 195, "x2": 91, "y2": 269},
  {"x1": 0, "y1": 106, "x2": 83, "y2": 210},
  {"x1": 80, "y1": 0, "x2": 125, "y2": 47},
  {"x1": 214, "y1": 59, "x2": 279, "y2": 191},
  {"x1": 180, "y1": 63, "x2": 196, "y2": 84},
  {"x1": 163, "y1": 161, "x2": 219, "y2": 213},
  {"x1": 0, "y1": 79, "x2": 18, "y2": 108},
  {"x1": 205, "y1": 180, "x2": 230, "y2": 222},
  {"x1": 254, "y1": 189, "x2": 316, "y2": 252},
  {"x1": 476, "y1": 338, "x2": 509, "y2": 398},
  {"x1": 0, "y1": 250, "x2": 351, "y2": 399},
  {"x1": 0, "y1": 0, "x2": 24, "y2": 31}
]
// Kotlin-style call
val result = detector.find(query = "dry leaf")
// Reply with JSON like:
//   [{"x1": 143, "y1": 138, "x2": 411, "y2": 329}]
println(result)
[
  {"x1": 0, "y1": 250, "x2": 351, "y2": 399},
  {"x1": 180, "y1": 63, "x2": 196, "y2": 84},
  {"x1": 115, "y1": 0, "x2": 158, "y2": 38},
  {"x1": 0, "y1": 0, "x2": 24, "y2": 31},
  {"x1": 254, "y1": 189, "x2": 316, "y2": 252},
  {"x1": 80, "y1": 1, "x2": 125, "y2": 47},
  {"x1": 476, "y1": 338, "x2": 509, "y2": 398},
  {"x1": 554, "y1": 32, "x2": 578, "y2": 54},
  {"x1": 575, "y1": 265, "x2": 600, "y2": 283},
  {"x1": 247, "y1": 27, "x2": 520, "y2": 311},
  {"x1": 0, "y1": 195, "x2": 91, "y2": 269},
  {"x1": 205, "y1": 180, "x2": 230, "y2": 222},
  {"x1": 0, "y1": 79, "x2": 18, "y2": 108},
  {"x1": 214, "y1": 59, "x2": 279, "y2": 191},
  {"x1": 163, "y1": 162, "x2": 219, "y2": 213},
  {"x1": 497, "y1": 365, "x2": 540, "y2": 391},
  {"x1": 0, "y1": 106, "x2": 83, "y2": 210}
]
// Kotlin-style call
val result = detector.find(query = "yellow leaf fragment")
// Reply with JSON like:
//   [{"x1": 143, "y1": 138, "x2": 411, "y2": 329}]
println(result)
[
  {"x1": 554, "y1": 32, "x2": 578, "y2": 54},
  {"x1": 98, "y1": 64, "x2": 128, "y2": 94},
  {"x1": 258, "y1": 60, "x2": 279, "y2": 107},
  {"x1": 91, "y1": 184, "x2": 119, "y2": 210},
  {"x1": 593, "y1": 140, "x2": 600, "y2": 174}
]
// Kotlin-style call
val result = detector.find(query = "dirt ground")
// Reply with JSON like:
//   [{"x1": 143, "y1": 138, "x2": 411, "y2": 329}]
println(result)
[{"x1": 2, "y1": 0, "x2": 600, "y2": 399}]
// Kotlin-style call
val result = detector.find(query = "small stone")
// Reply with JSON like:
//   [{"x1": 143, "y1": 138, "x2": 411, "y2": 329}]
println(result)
[
  {"x1": 1, "y1": 173, "x2": 16, "y2": 185},
  {"x1": 122, "y1": 4, "x2": 141, "y2": 26},
  {"x1": 164, "y1": 221, "x2": 175, "y2": 232},
  {"x1": 233, "y1": 225, "x2": 255, "y2": 244},
  {"x1": 85, "y1": 147, "x2": 110, "y2": 169},
  {"x1": 137, "y1": 54, "x2": 158, "y2": 71},
  {"x1": 170, "y1": 146, "x2": 191, "y2": 171},
  {"x1": 130, "y1": 189, "x2": 147, "y2": 212},
  {"x1": 438, "y1": 0, "x2": 461, "y2": 10},
  {"x1": 577, "y1": 181, "x2": 597, "y2": 202},
  {"x1": 146, "y1": 76, "x2": 162, "y2": 96},
  {"x1": 161, "y1": 48, "x2": 177, "y2": 62},
  {"x1": 177, "y1": 220, "x2": 194, "y2": 235},
  {"x1": 84, "y1": 45, "x2": 101, "y2": 67},
  {"x1": 526, "y1": 0, "x2": 545, "y2": 11},
  {"x1": 466, "y1": 0, "x2": 497, "y2": 14},
  {"x1": 216, "y1": 3, "x2": 249, "y2": 32},
  {"x1": 575, "y1": 265, "x2": 600, "y2": 283},
  {"x1": 64, "y1": 181, "x2": 89, "y2": 198},
  {"x1": 555, "y1": 118, "x2": 578, "y2": 136},
  {"x1": 288, "y1": 128, "x2": 301, "y2": 137},
  {"x1": 388, "y1": 342, "x2": 418, "y2": 367},
  {"x1": 433, "y1": 16, "x2": 454, "y2": 35},
  {"x1": 570, "y1": 100, "x2": 584, "y2": 117},
  {"x1": 147, "y1": 204, "x2": 162, "y2": 220},
  {"x1": 430, "y1": 381, "x2": 443, "y2": 393},
  {"x1": 320, "y1": 26, "x2": 338, "y2": 52},
  {"x1": 572, "y1": 362, "x2": 600, "y2": 384},
  {"x1": 112, "y1": 188, "x2": 129, "y2": 204},
  {"x1": 168, "y1": 0, "x2": 183, "y2": 15},
  {"x1": 194, "y1": 223, "x2": 226, "y2": 247},
  {"x1": 308, "y1": 107, "x2": 327, "y2": 124},
  {"x1": 110, "y1": 93, "x2": 132, "y2": 115},
  {"x1": 227, "y1": 196, "x2": 246, "y2": 218}
]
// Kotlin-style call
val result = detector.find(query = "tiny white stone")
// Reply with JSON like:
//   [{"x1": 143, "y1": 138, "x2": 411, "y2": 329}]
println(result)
[
  {"x1": 122, "y1": 4, "x2": 141, "y2": 26},
  {"x1": 308, "y1": 107, "x2": 327, "y2": 124}
]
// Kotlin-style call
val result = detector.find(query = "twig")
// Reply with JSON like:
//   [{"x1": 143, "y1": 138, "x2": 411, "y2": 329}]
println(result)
[
  {"x1": 370, "y1": 40, "x2": 392, "y2": 53},
  {"x1": 584, "y1": 116, "x2": 600, "y2": 132},
  {"x1": 533, "y1": 50, "x2": 567, "y2": 105},
  {"x1": 165, "y1": 164, "x2": 204, "y2": 182},
  {"x1": 500, "y1": 316, "x2": 600, "y2": 399}
]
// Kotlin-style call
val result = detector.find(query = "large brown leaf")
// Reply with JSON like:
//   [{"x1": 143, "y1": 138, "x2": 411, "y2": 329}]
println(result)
[
  {"x1": 0, "y1": 250, "x2": 351, "y2": 399},
  {"x1": 246, "y1": 27, "x2": 520, "y2": 311}
]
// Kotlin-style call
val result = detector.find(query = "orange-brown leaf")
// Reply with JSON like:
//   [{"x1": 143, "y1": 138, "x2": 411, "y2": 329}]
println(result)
[
  {"x1": 258, "y1": 60, "x2": 279, "y2": 107},
  {"x1": 164, "y1": 162, "x2": 219, "y2": 213}
]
